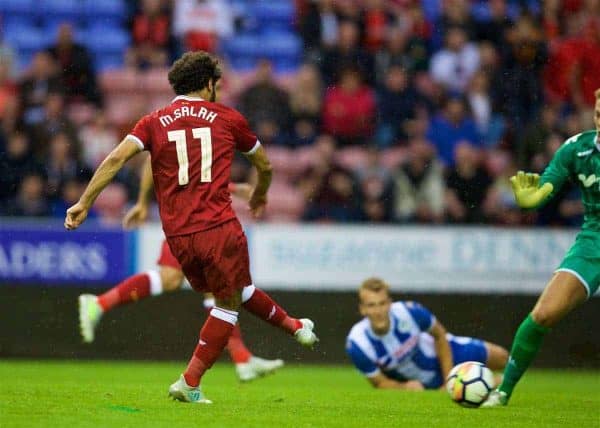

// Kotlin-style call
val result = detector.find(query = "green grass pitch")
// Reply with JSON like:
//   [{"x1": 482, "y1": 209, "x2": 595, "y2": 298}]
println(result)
[{"x1": 0, "y1": 361, "x2": 597, "y2": 428}]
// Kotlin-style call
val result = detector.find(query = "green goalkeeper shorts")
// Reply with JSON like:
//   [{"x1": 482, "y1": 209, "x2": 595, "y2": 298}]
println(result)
[{"x1": 556, "y1": 231, "x2": 600, "y2": 298}]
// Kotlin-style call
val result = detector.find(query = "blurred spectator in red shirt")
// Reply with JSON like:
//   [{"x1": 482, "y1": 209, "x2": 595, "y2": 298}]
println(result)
[
  {"x1": 363, "y1": 0, "x2": 394, "y2": 52},
  {"x1": 0, "y1": 59, "x2": 18, "y2": 133},
  {"x1": 541, "y1": 0, "x2": 562, "y2": 48},
  {"x1": 322, "y1": 66, "x2": 376, "y2": 146},
  {"x1": 571, "y1": 18, "x2": 600, "y2": 121},
  {"x1": 543, "y1": 13, "x2": 583, "y2": 105},
  {"x1": 47, "y1": 24, "x2": 101, "y2": 106},
  {"x1": 126, "y1": 0, "x2": 170, "y2": 69}
]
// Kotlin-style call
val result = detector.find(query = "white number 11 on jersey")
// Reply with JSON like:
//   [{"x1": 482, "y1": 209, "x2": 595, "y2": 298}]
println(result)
[{"x1": 167, "y1": 127, "x2": 212, "y2": 185}]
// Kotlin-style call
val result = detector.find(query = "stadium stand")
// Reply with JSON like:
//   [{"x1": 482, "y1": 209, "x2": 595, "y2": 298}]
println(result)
[{"x1": 0, "y1": 0, "x2": 598, "y2": 225}]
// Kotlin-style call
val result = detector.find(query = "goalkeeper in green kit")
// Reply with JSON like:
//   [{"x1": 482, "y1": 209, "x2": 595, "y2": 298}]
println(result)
[{"x1": 483, "y1": 88, "x2": 600, "y2": 407}]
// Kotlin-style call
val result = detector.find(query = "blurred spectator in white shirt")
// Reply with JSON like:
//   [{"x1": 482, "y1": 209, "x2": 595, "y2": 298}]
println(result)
[
  {"x1": 173, "y1": 0, "x2": 234, "y2": 52},
  {"x1": 430, "y1": 26, "x2": 480, "y2": 93}
]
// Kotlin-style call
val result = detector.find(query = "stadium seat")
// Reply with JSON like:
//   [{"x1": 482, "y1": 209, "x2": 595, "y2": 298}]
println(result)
[
  {"x1": 261, "y1": 33, "x2": 302, "y2": 57},
  {"x1": 94, "y1": 54, "x2": 125, "y2": 72},
  {"x1": 99, "y1": 68, "x2": 139, "y2": 94},
  {"x1": 295, "y1": 145, "x2": 321, "y2": 170},
  {"x1": 85, "y1": 28, "x2": 129, "y2": 54},
  {"x1": 84, "y1": 0, "x2": 126, "y2": 21},
  {"x1": 3, "y1": 25, "x2": 47, "y2": 52},
  {"x1": 14, "y1": 49, "x2": 35, "y2": 72},
  {"x1": 227, "y1": 56, "x2": 259, "y2": 72},
  {"x1": 266, "y1": 146, "x2": 306, "y2": 179},
  {"x1": 253, "y1": 1, "x2": 295, "y2": 25},
  {"x1": 42, "y1": 19, "x2": 85, "y2": 39},
  {"x1": 266, "y1": 179, "x2": 305, "y2": 221},
  {"x1": 421, "y1": 0, "x2": 442, "y2": 23},
  {"x1": 104, "y1": 93, "x2": 146, "y2": 124},
  {"x1": 94, "y1": 182, "x2": 127, "y2": 223},
  {"x1": 272, "y1": 57, "x2": 301, "y2": 73},
  {"x1": 335, "y1": 147, "x2": 370, "y2": 171},
  {"x1": 0, "y1": 0, "x2": 35, "y2": 17},
  {"x1": 40, "y1": 0, "x2": 83, "y2": 22},
  {"x1": 67, "y1": 102, "x2": 97, "y2": 126},
  {"x1": 141, "y1": 68, "x2": 172, "y2": 95},
  {"x1": 222, "y1": 35, "x2": 262, "y2": 58},
  {"x1": 1, "y1": 15, "x2": 37, "y2": 32}
]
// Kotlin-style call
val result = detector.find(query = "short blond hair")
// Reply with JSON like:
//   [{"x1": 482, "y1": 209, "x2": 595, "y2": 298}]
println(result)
[
  {"x1": 595, "y1": 88, "x2": 600, "y2": 101},
  {"x1": 359, "y1": 277, "x2": 390, "y2": 301}
]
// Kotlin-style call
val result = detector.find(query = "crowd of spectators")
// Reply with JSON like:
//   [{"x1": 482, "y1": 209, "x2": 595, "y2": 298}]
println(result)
[{"x1": 1, "y1": 0, "x2": 598, "y2": 227}]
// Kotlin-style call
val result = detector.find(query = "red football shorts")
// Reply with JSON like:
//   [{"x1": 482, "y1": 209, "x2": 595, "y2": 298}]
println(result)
[
  {"x1": 166, "y1": 219, "x2": 252, "y2": 299},
  {"x1": 156, "y1": 240, "x2": 182, "y2": 269}
]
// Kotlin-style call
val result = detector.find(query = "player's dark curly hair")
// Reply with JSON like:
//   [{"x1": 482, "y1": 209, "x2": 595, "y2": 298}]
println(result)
[{"x1": 168, "y1": 51, "x2": 222, "y2": 95}]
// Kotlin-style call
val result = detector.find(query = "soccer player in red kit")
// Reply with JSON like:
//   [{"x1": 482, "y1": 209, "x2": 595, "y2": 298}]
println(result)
[
  {"x1": 78, "y1": 156, "x2": 283, "y2": 382},
  {"x1": 65, "y1": 52, "x2": 318, "y2": 403}
]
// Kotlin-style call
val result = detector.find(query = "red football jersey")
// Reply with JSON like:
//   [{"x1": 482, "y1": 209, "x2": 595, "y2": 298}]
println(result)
[{"x1": 128, "y1": 95, "x2": 259, "y2": 237}]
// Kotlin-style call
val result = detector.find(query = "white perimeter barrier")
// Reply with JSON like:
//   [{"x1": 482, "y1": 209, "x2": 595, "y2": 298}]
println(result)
[{"x1": 138, "y1": 224, "x2": 579, "y2": 294}]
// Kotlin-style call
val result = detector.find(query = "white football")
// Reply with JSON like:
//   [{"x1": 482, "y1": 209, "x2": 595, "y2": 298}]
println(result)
[{"x1": 446, "y1": 361, "x2": 494, "y2": 407}]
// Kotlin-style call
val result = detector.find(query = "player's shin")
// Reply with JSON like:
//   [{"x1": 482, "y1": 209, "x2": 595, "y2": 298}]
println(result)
[
  {"x1": 183, "y1": 307, "x2": 238, "y2": 387},
  {"x1": 97, "y1": 270, "x2": 162, "y2": 311},
  {"x1": 241, "y1": 285, "x2": 302, "y2": 334},
  {"x1": 498, "y1": 313, "x2": 550, "y2": 398}
]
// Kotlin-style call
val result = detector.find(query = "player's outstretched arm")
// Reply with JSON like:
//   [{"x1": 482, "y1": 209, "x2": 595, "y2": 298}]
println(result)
[
  {"x1": 429, "y1": 320, "x2": 453, "y2": 383},
  {"x1": 368, "y1": 373, "x2": 424, "y2": 391},
  {"x1": 123, "y1": 155, "x2": 153, "y2": 229},
  {"x1": 65, "y1": 137, "x2": 142, "y2": 230},
  {"x1": 244, "y1": 145, "x2": 272, "y2": 218},
  {"x1": 510, "y1": 171, "x2": 554, "y2": 209}
]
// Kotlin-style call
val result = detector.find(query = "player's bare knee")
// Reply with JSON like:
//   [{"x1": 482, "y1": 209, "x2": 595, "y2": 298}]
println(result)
[
  {"x1": 160, "y1": 267, "x2": 184, "y2": 292},
  {"x1": 531, "y1": 306, "x2": 558, "y2": 328},
  {"x1": 216, "y1": 291, "x2": 242, "y2": 311}
]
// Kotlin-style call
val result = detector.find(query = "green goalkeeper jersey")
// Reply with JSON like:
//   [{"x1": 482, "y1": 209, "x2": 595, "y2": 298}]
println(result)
[{"x1": 540, "y1": 130, "x2": 600, "y2": 231}]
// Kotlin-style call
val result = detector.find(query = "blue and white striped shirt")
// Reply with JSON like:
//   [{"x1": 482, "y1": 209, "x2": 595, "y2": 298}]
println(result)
[{"x1": 346, "y1": 301, "x2": 454, "y2": 389}]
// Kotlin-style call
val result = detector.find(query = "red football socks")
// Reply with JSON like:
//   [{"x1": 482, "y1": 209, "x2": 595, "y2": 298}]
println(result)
[
  {"x1": 184, "y1": 309, "x2": 237, "y2": 387},
  {"x1": 203, "y1": 299, "x2": 252, "y2": 364},
  {"x1": 97, "y1": 273, "x2": 151, "y2": 311},
  {"x1": 226, "y1": 324, "x2": 252, "y2": 364},
  {"x1": 242, "y1": 287, "x2": 302, "y2": 335}
]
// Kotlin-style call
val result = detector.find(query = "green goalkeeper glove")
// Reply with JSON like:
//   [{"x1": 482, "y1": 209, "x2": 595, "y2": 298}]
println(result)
[{"x1": 509, "y1": 171, "x2": 554, "y2": 209}]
